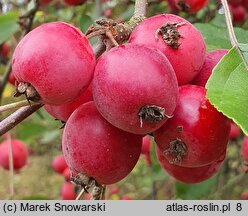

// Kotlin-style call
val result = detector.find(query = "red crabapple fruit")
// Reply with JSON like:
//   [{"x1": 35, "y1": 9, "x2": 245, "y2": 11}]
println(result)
[
  {"x1": 156, "y1": 146, "x2": 225, "y2": 183},
  {"x1": 129, "y1": 14, "x2": 206, "y2": 85},
  {"x1": 230, "y1": 5, "x2": 246, "y2": 23},
  {"x1": 0, "y1": 42, "x2": 9, "y2": 59},
  {"x1": 63, "y1": 0, "x2": 86, "y2": 5},
  {"x1": 229, "y1": 123, "x2": 241, "y2": 140},
  {"x1": 228, "y1": 0, "x2": 243, "y2": 7},
  {"x1": 44, "y1": 83, "x2": 93, "y2": 122},
  {"x1": 175, "y1": 0, "x2": 209, "y2": 13},
  {"x1": 12, "y1": 22, "x2": 95, "y2": 105},
  {"x1": 8, "y1": 72, "x2": 16, "y2": 86},
  {"x1": 167, "y1": 0, "x2": 180, "y2": 11},
  {"x1": 93, "y1": 44, "x2": 178, "y2": 135},
  {"x1": 192, "y1": 49, "x2": 228, "y2": 87},
  {"x1": 61, "y1": 182, "x2": 76, "y2": 200},
  {"x1": 121, "y1": 196, "x2": 133, "y2": 200},
  {"x1": 63, "y1": 168, "x2": 71, "y2": 181},
  {"x1": 0, "y1": 139, "x2": 28, "y2": 171},
  {"x1": 242, "y1": 136, "x2": 248, "y2": 162},
  {"x1": 241, "y1": 192, "x2": 248, "y2": 200},
  {"x1": 141, "y1": 136, "x2": 152, "y2": 166},
  {"x1": 62, "y1": 101, "x2": 142, "y2": 185},
  {"x1": 52, "y1": 155, "x2": 68, "y2": 174},
  {"x1": 154, "y1": 85, "x2": 231, "y2": 167}
]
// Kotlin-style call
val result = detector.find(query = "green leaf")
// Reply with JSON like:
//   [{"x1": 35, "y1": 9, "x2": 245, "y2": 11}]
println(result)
[
  {"x1": 195, "y1": 14, "x2": 248, "y2": 51},
  {"x1": 151, "y1": 138, "x2": 162, "y2": 174},
  {"x1": 206, "y1": 48, "x2": 248, "y2": 135},
  {"x1": 0, "y1": 11, "x2": 19, "y2": 44},
  {"x1": 175, "y1": 175, "x2": 217, "y2": 199},
  {"x1": 239, "y1": 43, "x2": 248, "y2": 64},
  {"x1": 77, "y1": 14, "x2": 94, "y2": 33}
]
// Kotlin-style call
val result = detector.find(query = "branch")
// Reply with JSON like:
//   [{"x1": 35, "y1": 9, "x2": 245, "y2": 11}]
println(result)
[
  {"x1": 0, "y1": 104, "x2": 43, "y2": 136},
  {"x1": 0, "y1": 100, "x2": 39, "y2": 113},
  {"x1": 0, "y1": 61, "x2": 12, "y2": 100},
  {"x1": 221, "y1": 0, "x2": 248, "y2": 70},
  {"x1": 134, "y1": 0, "x2": 148, "y2": 17},
  {"x1": 93, "y1": 40, "x2": 106, "y2": 59}
]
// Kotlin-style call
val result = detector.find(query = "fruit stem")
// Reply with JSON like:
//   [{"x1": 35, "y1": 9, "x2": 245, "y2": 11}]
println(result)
[
  {"x1": 0, "y1": 103, "x2": 43, "y2": 136},
  {"x1": 75, "y1": 188, "x2": 86, "y2": 200},
  {"x1": 0, "y1": 100, "x2": 40, "y2": 113},
  {"x1": 221, "y1": 0, "x2": 248, "y2": 70},
  {"x1": 134, "y1": 0, "x2": 148, "y2": 17}
]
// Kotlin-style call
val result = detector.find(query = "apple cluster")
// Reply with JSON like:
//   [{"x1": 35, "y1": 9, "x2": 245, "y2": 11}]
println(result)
[{"x1": 11, "y1": 13, "x2": 232, "y2": 186}]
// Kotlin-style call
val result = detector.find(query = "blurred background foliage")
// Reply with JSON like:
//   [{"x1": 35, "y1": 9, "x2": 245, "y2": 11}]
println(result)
[{"x1": 0, "y1": 0, "x2": 247, "y2": 200}]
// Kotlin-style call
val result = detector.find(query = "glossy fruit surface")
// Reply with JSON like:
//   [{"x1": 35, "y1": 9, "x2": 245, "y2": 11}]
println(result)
[
  {"x1": 44, "y1": 83, "x2": 93, "y2": 122},
  {"x1": 156, "y1": 146, "x2": 224, "y2": 183},
  {"x1": 175, "y1": 0, "x2": 209, "y2": 13},
  {"x1": 62, "y1": 101, "x2": 142, "y2": 185},
  {"x1": 192, "y1": 49, "x2": 228, "y2": 87},
  {"x1": 229, "y1": 123, "x2": 241, "y2": 140},
  {"x1": 63, "y1": 0, "x2": 86, "y2": 5},
  {"x1": 242, "y1": 136, "x2": 248, "y2": 162},
  {"x1": 154, "y1": 85, "x2": 231, "y2": 167},
  {"x1": 12, "y1": 22, "x2": 95, "y2": 105},
  {"x1": 52, "y1": 155, "x2": 68, "y2": 174},
  {"x1": 0, "y1": 139, "x2": 28, "y2": 171},
  {"x1": 93, "y1": 44, "x2": 178, "y2": 135},
  {"x1": 61, "y1": 182, "x2": 76, "y2": 200},
  {"x1": 129, "y1": 14, "x2": 206, "y2": 85}
]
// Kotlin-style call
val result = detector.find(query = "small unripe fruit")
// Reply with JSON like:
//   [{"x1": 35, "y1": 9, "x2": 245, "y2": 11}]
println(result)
[
  {"x1": 93, "y1": 44, "x2": 178, "y2": 135},
  {"x1": 129, "y1": 14, "x2": 206, "y2": 85},
  {"x1": 12, "y1": 22, "x2": 95, "y2": 105},
  {"x1": 62, "y1": 101, "x2": 142, "y2": 185},
  {"x1": 52, "y1": 155, "x2": 68, "y2": 174},
  {"x1": 0, "y1": 139, "x2": 28, "y2": 171}
]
